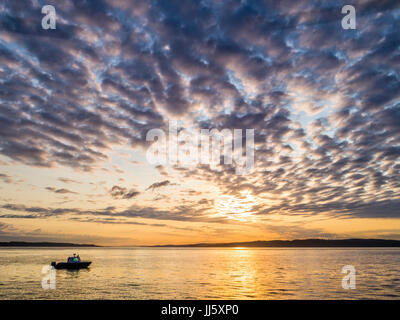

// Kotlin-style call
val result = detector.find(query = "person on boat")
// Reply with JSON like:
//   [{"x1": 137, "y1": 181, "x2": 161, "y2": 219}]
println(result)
[{"x1": 67, "y1": 254, "x2": 79, "y2": 263}]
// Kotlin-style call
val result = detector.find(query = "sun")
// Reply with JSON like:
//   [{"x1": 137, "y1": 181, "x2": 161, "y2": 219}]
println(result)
[{"x1": 215, "y1": 190, "x2": 258, "y2": 221}]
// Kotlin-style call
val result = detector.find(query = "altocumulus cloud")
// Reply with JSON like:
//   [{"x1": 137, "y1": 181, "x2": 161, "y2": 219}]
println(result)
[
  {"x1": 0, "y1": 0, "x2": 399, "y2": 224},
  {"x1": 146, "y1": 180, "x2": 173, "y2": 191},
  {"x1": 110, "y1": 186, "x2": 140, "y2": 200}
]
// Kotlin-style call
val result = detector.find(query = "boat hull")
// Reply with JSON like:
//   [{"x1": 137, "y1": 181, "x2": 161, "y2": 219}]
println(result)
[{"x1": 54, "y1": 262, "x2": 91, "y2": 269}]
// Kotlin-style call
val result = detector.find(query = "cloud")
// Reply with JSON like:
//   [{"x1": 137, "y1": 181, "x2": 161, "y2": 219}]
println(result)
[
  {"x1": 110, "y1": 186, "x2": 140, "y2": 199},
  {"x1": 46, "y1": 187, "x2": 77, "y2": 194},
  {"x1": 0, "y1": 202, "x2": 227, "y2": 223},
  {"x1": 0, "y1": 0, "x2": 399, "y2": 229},
  {"x1": 57, "y1": 177, "x2": 82, "y2": 184},
  {"x1": 146, "y1": 180, "x2": 173, "y2": 191},
  {"x1": 0, "y1": 173, "x2": 13, "y2": 184}
]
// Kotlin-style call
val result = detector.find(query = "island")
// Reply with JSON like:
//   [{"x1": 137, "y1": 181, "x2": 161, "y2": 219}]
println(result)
[
  {"x1": 152, "y1": 239, "x2": 400, "y2": 247},
  {"x1": 0, "y1": 241, "x2": 99, "y2": 247}
]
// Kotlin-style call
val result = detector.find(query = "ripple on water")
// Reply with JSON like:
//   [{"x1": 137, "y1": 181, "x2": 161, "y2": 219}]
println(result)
[{"x1": 125, "y1": 283, "x2": 140, "y2": 287}]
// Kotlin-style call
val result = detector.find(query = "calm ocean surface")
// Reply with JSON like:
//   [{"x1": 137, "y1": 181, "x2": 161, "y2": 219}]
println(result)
[{"x1": 0, "y1": 247, "x2": 399, "y2": 299}]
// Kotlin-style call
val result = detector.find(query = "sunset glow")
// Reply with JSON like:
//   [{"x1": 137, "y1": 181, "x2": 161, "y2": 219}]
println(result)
[{"x1": 0, "y1": 0, "x2": 399, "y2": 246}]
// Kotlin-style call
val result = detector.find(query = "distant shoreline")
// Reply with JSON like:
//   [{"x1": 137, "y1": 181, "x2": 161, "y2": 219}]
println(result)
[
  {"x1": 150, "y1": 239, "x2": 400, "y2": 248},
  {"x1": 0, "y1": 241, "x2": 99, "y2": 247},
  {"x1": 2, "y1": 239, "x2": 400, "y2": 248}
]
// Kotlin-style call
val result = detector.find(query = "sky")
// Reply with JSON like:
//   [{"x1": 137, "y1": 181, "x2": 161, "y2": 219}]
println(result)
[{"x1": 0, "y1": 0, "x2": 399, "y2": 246}]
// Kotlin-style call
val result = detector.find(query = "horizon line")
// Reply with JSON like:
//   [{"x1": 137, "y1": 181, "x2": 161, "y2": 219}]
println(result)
[{"x1": 2, "y1": 238, "x2": 400, "y2": 247}]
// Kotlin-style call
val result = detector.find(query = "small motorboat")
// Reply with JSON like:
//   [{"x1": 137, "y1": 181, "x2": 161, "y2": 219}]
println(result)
[{"x1": 51, "y1": 253, "x2": 91, "y2": 270}]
